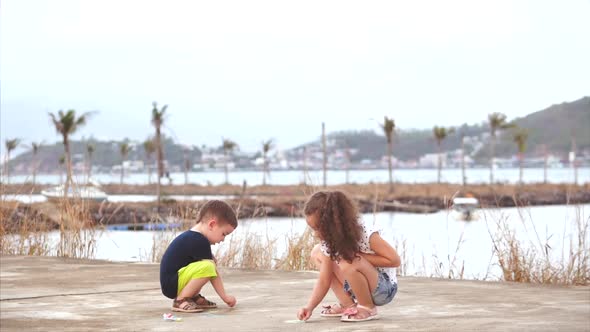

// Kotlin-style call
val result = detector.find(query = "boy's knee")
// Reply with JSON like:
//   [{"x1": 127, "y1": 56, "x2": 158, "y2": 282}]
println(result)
[
  {"x1": 202, "y1": 259, "x2": 216, "y2": 269},
  {"x1": 200, "y1": 260, "x2": 217, "y2": 276}
]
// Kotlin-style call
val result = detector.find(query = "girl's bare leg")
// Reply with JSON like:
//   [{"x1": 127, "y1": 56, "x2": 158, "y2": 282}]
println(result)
[
  {"x1": 311, "y1": 245, "x2": 355, "y2": 307},
  {"x1": 338, "y1": 257, "x2": 378, "y2": 308}
]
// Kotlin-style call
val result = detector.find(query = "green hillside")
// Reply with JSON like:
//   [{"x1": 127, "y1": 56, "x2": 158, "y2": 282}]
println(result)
[
  {"x1": 8, "y1": 136, "x2": 202, "y2": 173},
  {"x1": 5, "y1": 97, "x2": 589, "y2": 171},
  {"x1": 491, "y1": 96, "x2": 590, "y2": 158},
  {"x1": 326, "y1": 96, "x2": 589, "y2": 161}
]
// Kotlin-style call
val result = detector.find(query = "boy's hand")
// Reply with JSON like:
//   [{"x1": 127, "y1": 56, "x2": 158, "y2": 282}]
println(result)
[
  {"x1": 297, "y1": 306, "x2": 312, "y2": 321},
  {"x1": 222, "y1": 295, "x2": 237, "y2": 307}
]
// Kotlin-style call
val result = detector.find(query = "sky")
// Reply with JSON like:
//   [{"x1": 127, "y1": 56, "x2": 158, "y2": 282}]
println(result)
[{"x1": 1, "y1": 0, "x2": 589, "y2": 156}]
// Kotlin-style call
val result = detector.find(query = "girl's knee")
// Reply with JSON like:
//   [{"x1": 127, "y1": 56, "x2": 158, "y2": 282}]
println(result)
[
  {"x1": 310, "y1": 244, "x2": 322, "y2": 260},
  {"x1": 338, "y1": 260, "x2": 355, "y2": 274},
  {"x1": 311, "y1": 244, "x2": 328, "y2": 267}
]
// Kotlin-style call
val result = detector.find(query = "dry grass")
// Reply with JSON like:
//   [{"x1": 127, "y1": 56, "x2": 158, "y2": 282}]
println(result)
[
  {"x1": 275, "y1": 228, "x2": 318, "y2": 271},
  {"x1": 0, "y1": 200, "x2": 52, "y2": 256},
  {"x1": 54, "y1": 199, "x2": 98, "y2": 259},
  {"x1": 214, "y1": 232, "x2": 277, "y2": 269},
  {"x1": 486, "y1": 205, "x2": 589, "y2": 285},
  {"x1": 1, "y1": 181, "x2": 100, "y2": 259},
  {"x1": 5, "y1": 182, "x2": 587, "y2": 204},
  {"x1": 3, "y1": 181, "x2": 588, "y2": 286}
]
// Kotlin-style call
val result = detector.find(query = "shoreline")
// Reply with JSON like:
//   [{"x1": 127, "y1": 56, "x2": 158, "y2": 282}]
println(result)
[{"x1": 1, "y1": 183, "x2": 589, "y2": 230}]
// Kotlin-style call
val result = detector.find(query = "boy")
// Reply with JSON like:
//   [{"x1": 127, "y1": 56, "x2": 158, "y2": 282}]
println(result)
[{"x1": 160, "y1": 200, "x2": 238, "y2": 312}]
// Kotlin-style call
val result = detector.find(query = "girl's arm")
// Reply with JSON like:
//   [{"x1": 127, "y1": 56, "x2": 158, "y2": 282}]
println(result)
[
  {"x1": 298, "y1": 255, "x2": 333, "y2": 320},
  {"x1": 304, "y1": 256, "x2": 333, "y2": 309},
  {"x1": 361, "y1": 232, "x2": 401, "y2": 268}
]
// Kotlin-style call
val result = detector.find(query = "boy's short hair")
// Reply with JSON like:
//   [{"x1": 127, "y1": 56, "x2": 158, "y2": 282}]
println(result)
[{"x1": 196, "y1": 200, "x2": 238, "y2": 228}]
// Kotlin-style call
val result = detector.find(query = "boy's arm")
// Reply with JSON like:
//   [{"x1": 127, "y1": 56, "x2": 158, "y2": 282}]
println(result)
[
  {"x1": 211, "y1": 266, "x2": 236, "y2": 307},
  {"x1": 361, "y1": 233, "x2": 401, "y2": 268}
]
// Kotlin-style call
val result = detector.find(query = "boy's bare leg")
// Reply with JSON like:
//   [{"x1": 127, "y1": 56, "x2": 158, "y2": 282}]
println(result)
[
  {"x1": 177, "y1": 278, "x2": 210, "y2": 299},
  {"x1": 338, "y1": 257, "x2": 378, "y2": 308}
]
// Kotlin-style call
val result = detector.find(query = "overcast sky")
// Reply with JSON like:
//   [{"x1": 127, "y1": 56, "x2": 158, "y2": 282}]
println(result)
[{"x1": 1, "y1": 0, "x2": 589, "y2": 155}]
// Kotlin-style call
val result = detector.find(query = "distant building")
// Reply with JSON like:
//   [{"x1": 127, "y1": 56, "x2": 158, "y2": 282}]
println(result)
[{"x1": 419, "y1": 153, "x2": 443, "y2": 168}]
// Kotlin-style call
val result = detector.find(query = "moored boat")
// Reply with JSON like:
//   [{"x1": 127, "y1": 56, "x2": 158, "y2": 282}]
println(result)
[
  {"x1": 41, "y1": 181, "x2": 108, "y2": 202},
  {"x1": 451, "y1": 197, "x2": 479, "y2": 221}
]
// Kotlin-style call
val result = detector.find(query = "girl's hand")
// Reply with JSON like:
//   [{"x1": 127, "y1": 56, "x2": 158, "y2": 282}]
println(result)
[
  {"x1": 297, "y1": 306, "x2": 312, "y2": 321},
  {"x1": 222, "y1": 295, "x2": 237, "y2": 307}
]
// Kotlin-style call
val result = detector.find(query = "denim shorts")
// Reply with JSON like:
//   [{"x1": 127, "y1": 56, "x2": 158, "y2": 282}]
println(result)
[{"x1": 344, "y1": 272, "x2": 398, "y2": 306}]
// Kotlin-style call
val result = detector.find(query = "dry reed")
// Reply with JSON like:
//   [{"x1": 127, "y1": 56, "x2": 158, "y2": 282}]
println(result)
[
  {"x1": 0, "y1": 200, "x2": 52, "y2": 256},
  {"x1": 486, "y1": 205, "x2": 589, "y2": 285}
]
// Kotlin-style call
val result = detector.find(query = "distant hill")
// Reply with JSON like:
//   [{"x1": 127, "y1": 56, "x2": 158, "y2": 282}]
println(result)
[
  {"x1": 7, "y1": 136, "x2": 202, "y2": 174},
  {"x1": 304, "y1": 96, "x2": 589, "y2": 162},
  {"x1": 5, "y1": 97, "x2": 589, "y2": 172},
  {"x1": 489, "y1": 96, "x2": 590, "y2": 158}
]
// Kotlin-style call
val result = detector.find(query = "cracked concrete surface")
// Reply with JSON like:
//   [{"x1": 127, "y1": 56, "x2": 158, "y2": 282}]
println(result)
[{"x1": 1, "y1": 256, "x2": 589, "y2": 331}]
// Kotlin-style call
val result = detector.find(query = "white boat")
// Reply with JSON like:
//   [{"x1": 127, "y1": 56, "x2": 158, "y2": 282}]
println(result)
[
  {"x1": 41, "y1": 181, "x2": 108, "y2": 202},
  {"x1": 451, "y1": 197, "x2": 479, "y2": 221}
]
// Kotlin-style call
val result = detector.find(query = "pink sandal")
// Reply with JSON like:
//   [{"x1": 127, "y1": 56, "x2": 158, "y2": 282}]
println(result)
[
  {"x1": 341, "y1": 304, "x2": 379, "y2": 322},
  {"x1": 320, "y1": 303, "x2": 356, "y2": 317}
]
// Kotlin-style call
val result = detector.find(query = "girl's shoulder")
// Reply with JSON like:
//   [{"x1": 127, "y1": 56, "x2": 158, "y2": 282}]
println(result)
[
  {"x1": 358, "y1": 219, "x2": 382, "y2": 253},
  {"x1": 359, "y1": 219, "x2": 381, "y2": 237}
]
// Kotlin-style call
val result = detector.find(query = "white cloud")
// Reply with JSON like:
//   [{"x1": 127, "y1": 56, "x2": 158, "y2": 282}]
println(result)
[{"x1": 1, "y1": 0, "x2": 589, "y2": 151}]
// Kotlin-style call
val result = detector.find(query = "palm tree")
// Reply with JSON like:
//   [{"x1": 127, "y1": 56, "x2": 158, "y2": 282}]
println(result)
[
  {"x1": 3, "y1": 138, "x2": 21, "y2": 184},
  {"x1": 30, "y1": 141, "x2": 43, "y2": 186},
  {"x1": 344, "y1": 147, "x2": 351, "y2": 185},
  {"x1": 542, "y1": 144, "x2": 548, "y2": 184},
  {"x1": 143, "y1": 138, "x2": 156, "y2": 185},
  {"x1": 302, "y1": 146, "x2": 309, "y2": 185},
  {"x1": 380, "y1": 116, "x2": 395, "y2": 193},
  {"x1": 457, "y1": 126, "x2": 468, "y2": 186},
  {"x1": 487, "y1": 112, "x2": 512, "y2": 184},
  {"x1": 222, "y1": 138, "x2": 237, "y2": 184},
  {"x1": 49, "y1": 110, "x2": 94, "y2": 193},
  {"x1": 261, "y1": 139, "x2": 274, "y2": 186},
  {"x1": 85, "y1": 144, "x2": 95, "y2": 181},
  {"x1": 433, "y1": 126, "x2": 455, "y2": 184},
  {"x1": 571, "y1": 136, "x2": 578, "y2": 185},
  {"x1": 119, "y1": 141, "x2": 130, "y2": 185},
  {"x1": 183, "y1": 146, "x2": 191, "y2": 185},
  {"x1": 151, "y1": 102, "x2": 168, "y2": 209},
  {"x1": 58, "y1": 154, "x2": 66, "y2": 184},
  {"x1": 512, "y1": 127, "x2": 528, "y2": 185},
  {"x1": 322, "y1": 123, "x2": 327, "y2": 188}
]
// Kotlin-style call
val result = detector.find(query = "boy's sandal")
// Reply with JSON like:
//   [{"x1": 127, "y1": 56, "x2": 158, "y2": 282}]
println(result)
[
  {"x1": 340, "y1": 305, "x2": 379, "y2": 322},
  {"x1": 192, "y1": 294, "x2": 217, "y2": 309},
  {"x1": 320, "y1": 303, "x2": 356, "y2": 317},
  {"x1": 172, "y1": 297, "x2": 204, "y2": 313}
]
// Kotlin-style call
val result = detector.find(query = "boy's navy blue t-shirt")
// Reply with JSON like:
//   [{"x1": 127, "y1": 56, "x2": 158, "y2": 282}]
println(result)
[{"x1": 159, "y1": 230, "x2": 213, "y2": 299}]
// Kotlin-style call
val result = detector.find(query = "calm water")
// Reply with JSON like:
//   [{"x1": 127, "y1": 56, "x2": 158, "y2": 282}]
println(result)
[
  {"x1": 2, "y1": 194, "x2": 241, "y2": 204},
  {"x1": 36, "y1": 204, "x2": 590, "y2": 281},
  {"x1": 6, "y1": 167, "x2": 589, "y2": 186}
]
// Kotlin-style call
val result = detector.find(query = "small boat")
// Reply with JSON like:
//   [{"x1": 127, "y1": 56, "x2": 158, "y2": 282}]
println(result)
[
  {"x1": 451, "y1": 197, "x2": 479, "y2": 221},
  {"x1": 41, "y1": 181, "x2": 108, "y2": 202}
]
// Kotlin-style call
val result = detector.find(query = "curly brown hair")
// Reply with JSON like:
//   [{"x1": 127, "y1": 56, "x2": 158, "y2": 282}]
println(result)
[{"x1": 303, "y1": 190, "x2": 362, "y2": 263}]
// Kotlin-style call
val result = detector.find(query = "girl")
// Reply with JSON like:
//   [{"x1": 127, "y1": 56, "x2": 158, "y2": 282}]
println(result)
[{"x1": 296, "y1": 190, "x2": 400, "y2": 322}]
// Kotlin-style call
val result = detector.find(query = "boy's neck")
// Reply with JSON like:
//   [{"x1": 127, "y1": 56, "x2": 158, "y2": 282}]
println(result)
[{"x1": 191, "y1": 223, "x2": 207, "y2": 235}]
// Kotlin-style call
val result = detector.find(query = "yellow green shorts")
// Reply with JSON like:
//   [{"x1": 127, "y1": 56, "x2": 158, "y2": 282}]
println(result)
[{"x1": 177, "y1": 260, "x2": 217, "y2": 294}]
